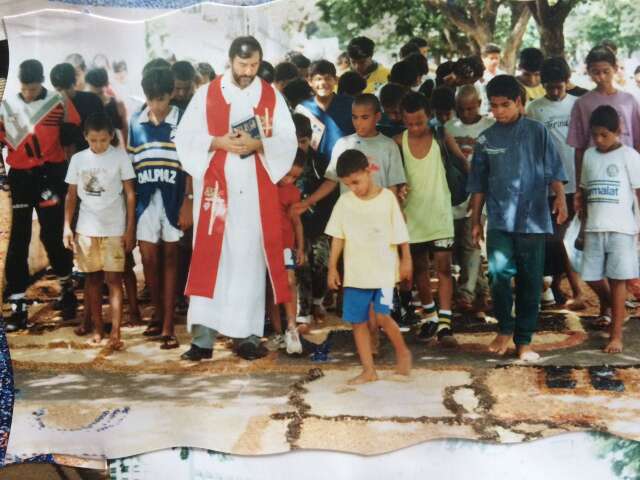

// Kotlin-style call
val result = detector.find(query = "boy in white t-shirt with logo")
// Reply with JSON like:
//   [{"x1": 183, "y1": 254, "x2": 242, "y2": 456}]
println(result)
[
  {"x1": 445, "y1": 85, "x2": 494, "y2": 317},
  {"x1": 526, "y1": 57, "x2": 586, "y2": 311},
  {"x1": 63, "y1": 113, "x2": 136, "y2": 350},
  {"x1": 326, "y1": 149, "x2": 412, "y2": 385},
  {"x1": 578, "y1": 105, "x2": 640, "y2": 354}
]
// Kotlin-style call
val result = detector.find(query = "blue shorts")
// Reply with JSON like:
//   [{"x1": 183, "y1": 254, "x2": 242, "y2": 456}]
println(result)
[{"x1": 342, "y1": 287, "x2": 393, "y2": 324}]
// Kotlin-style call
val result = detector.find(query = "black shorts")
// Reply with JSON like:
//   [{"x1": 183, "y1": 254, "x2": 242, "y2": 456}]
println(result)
[{"x1": 410, "y1": 238, "x2": 455, "y2": 256}]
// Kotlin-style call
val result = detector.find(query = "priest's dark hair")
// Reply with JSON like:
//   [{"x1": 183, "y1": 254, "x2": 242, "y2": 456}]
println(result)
[
  {"x1": 141, "y1": 67, "x2": 175, "y2": 100},
  {"x1": 50, "y1": 63, "x2": 77, "y2": 89},
  {"x1": 19, "y1": 59, "x2": 44, "y2": 84},
  {"x1": 336, "y1": 149, "x2": 369, "y2": 178},
  {"x1": 228, "y1": 36, "x2": 263, "y2": 61},
  {"x1": 84, "y1": 112, "x2": 115, "y2": 135},
  {"x1": 353, "y1": 93, "x2": 381, "y2": 113}
]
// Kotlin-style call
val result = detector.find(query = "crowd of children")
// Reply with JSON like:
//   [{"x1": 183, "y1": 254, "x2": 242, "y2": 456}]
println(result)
[{"x1": 2, "y1": 34, "x2": 640, "y2": 383}]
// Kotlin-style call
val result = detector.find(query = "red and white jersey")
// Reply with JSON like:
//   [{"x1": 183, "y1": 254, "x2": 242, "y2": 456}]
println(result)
[{"x1": 0, "y1": 87, "x2": 81, "y2": 170}]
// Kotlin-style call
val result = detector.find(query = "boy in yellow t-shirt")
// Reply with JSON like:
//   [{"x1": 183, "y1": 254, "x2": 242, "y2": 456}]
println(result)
[
  {"x1": 347, "y1": 36, "x2": 390, "y2": 94},
  {"x1": 326, "y1": 149, "x2": 413, "y2": 385}
]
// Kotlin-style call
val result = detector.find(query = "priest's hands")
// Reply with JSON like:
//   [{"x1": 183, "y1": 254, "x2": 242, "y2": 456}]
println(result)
[{"x1": 212, "y1": 131, "x2": 263, "y2": 156}]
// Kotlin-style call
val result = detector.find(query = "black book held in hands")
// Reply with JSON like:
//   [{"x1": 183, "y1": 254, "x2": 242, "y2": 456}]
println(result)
[{"x1": 231, "y1": 115, "x2": 265, "y2": 158}]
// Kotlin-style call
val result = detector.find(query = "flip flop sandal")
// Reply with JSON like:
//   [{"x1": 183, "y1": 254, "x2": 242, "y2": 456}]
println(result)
[
  {"x1": 142, "y1": 322, "x2": 163, "y2": 337},
  {"x1": 160, "y1": 335, "x2": 180, "y2": 350},
  {"x1": 594, "y1": 315, "x2": 612, "y2": 329}
]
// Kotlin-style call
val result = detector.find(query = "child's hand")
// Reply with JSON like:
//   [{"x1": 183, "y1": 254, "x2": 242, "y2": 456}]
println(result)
[
  {"x1": 553, "y1": 194, "x2": 568, "y2": 225},
  {"x1": 178, "y1": 199, "x2": 194, "y2": 231},
  {"x1": 471, "y1": 223, "x2": 484, "y2": 248},
  {"x1": 327, "y1": 267, "x2": 341, "y2": 290},
  {"x1": 290, "y1": 201, "x2": 309, "y2": 216},
  {"x1": 397, "y1": 185, "x2": 409, "y2": 203},
  {"x1": 63, "y1": 227, "x2": 74, "y2": 251},
  {"x1": 399, "y1": 258, "x2": 413, "y2": 284},
  {"x1": 296, "y1": 249, "x2": 306, "y2": 266},
  {"x1": 124, "y1": 230, "x2": 136, "y2": 253}
]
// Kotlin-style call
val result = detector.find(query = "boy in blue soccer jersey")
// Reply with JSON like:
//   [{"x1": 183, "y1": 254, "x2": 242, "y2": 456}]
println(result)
[{"x1": 128, "y1": 67, "x2": 193, "y2": 350}]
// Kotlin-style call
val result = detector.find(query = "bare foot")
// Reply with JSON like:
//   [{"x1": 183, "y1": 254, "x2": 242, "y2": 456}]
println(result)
[
  {"x1": 488, "y1": 334, "x2": 512, "y2": 355},
  {"x1": 603, "y1": 337, "x2": 623, "y2": 354},
  {"x1": 107, "y1": 337, "x2": 125, "y2": 351},
  {"x1": 395, "y1": 349, "x2": 412, "y2": 377},
  {"x1": 516, "y1": 344, "x2": 540, "y2": 362},
  {"x1": 347, "y1": 370, "x2": 378, "y2": 385},
  {"x1": 566, "y1": 297, "x2": 587, "y2": 311}
]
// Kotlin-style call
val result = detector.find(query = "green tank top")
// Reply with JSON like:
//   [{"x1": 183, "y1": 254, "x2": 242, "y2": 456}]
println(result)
[{"x1": 401, "y1": 130, "x2": 454, "y2": 243}]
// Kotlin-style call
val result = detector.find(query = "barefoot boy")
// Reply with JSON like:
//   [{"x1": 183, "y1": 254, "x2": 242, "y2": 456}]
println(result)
[
  {"x1": 468, "y1": 75, "x2": 568, "y2": 361},
  {"x1": 63, "y1": 113, "x2": 136, "y2": 349},
  {"x1": 578, "y1": 106, "x2": 640, "y2": 353},
  {"x1": 326, "y1": 149, "x2": 412, "y2": 384}
]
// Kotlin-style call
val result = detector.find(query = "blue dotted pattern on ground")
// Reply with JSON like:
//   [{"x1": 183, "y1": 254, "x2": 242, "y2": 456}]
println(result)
[
  {"x1": 51, "y1": 0, "x2": 273, "y2": 8},
  {"x1": 0, "y1": 321, "x2": 14, "y2": 466}
]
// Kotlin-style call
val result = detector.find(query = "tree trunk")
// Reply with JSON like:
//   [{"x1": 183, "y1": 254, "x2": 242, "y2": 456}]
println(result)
[
  {"x1": 527, "y1": 0, "x2": 580, "y2": 58},
  {"x1": 502, "y1": 3, "x2": 532, "y2": 73}
]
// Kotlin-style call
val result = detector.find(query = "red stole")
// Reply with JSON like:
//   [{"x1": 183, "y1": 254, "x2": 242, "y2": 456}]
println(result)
[{"x1": 185, "y1": 76, "x2": 291, "y2": 304}]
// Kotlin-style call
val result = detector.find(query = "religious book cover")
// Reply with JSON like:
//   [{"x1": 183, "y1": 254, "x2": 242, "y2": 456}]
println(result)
[{"x1": 231, "y1": 114, "x2": 265, "y2": 159}]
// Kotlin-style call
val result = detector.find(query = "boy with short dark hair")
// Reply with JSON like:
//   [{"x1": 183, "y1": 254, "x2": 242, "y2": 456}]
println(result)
[
  {"x1": 0, "y1": 59, "x2": 81, "y2": 331},
  {"x1": 274, "y1": 62, "x2": 299, "y2": 92},
  {"x1": 430, "y1": 86, "x2": 456, "y2": 127},
  {"x1": 395, "y1": 92, "x2": 457, "y2": 345},
  {"x1": 378, "y1": 83, "x2": 407, "y2": 138},
  {"x1": 527, "y1": 57, "x2": 584, "y2": 310},
  {"x1": 578, "y1": 105, "x2": 640, "y2": 354},
  {"x1": 481, "y1": 44, "x2": 504, "y2": 82},
  {"x1": 445, "y1": 85, "x2": 494, "y2": 316},
  {"x1": 568, "y1": 46, "x2": 640, "y2": 313},
  {"x1": 171, "y1": 61, "x2": 197, "y2": 110},
  {"x1": 326, "y1": 148, "x2": 412, "y2": 384},
  {"x1": 468, "y1": 74, "x2": 567, "y2": 361},
  {"x1": 337, "y1": 71, "x2": 367, "y2": 97},
  {"x1": 292, "y1": 113, "x2": 334, "y2": 324},
  {"x1": 267, "y1": 150, "x2": 306, "y2": 354},
  {"x1": 128, "y1": 67, "x2": 192, "y2": 350},
  {"x1": 295, "y1": 60, "x2": 354, "y2": 163},
  {"x1": 517, "y1": 48, "x2": 546, "y2": 102},
  {"x1": 347, "y1": 36, "x2": 390, "y2": 94},
  {"x1": 63, "y1": 113, "x2": 136, "y2": 349}
]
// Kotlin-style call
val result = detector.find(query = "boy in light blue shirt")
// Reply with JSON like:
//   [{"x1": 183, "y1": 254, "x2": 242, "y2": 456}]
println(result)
[{"x1": 468, "y1": 75, "x2": 567, "y2": 362}]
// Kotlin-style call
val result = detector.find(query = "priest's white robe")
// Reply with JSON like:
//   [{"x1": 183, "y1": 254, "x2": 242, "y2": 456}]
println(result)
[{"x1": 175, "y1": 73, "x2": 297, "y2": 338}]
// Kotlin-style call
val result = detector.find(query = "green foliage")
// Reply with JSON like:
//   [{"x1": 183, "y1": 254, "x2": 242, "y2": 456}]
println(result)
[
  {"x1": 315, "y1": 0, "x2": 468, "y2": 58},
  {"x1": 566, "y1": 0, "x2": 640, "y2": 56},
  {"x1": 493, "y1": 4, "x2": 539, "y2": 50},
  {"x1": 595, "y1": 432, "x2": 640, "y2": 480}
]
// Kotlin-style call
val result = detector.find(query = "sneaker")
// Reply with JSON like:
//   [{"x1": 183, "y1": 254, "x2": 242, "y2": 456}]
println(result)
[
  {"x1": 53, "y1": 289, "x2": 78, "y2": 314},
  {"x1": 180, "y1": 344, "x2": 213, "y2": 361},
  {"x1": 265, "y1": 333, "x2": 285, "y2": 352},
  {"x1": 416, "y1": 321, "x2": 438, "y2": 342},
  {"x1": 285, "y1": 327, "x2": 303, "y2": 354},
  {"x1": 437, "y1": 327, "x2": 458, "y2": 347},
  {"x1": 6, "y1": 299, "x2": 28, "y2": 332},
  {"x1": 541, "y1": 287, "x2": 555, "y2": 306}
]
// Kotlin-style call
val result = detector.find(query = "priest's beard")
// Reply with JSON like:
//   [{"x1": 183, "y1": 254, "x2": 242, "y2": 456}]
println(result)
[{"x1": 232, "y1": 71, "x2": 256, "y2": 89}]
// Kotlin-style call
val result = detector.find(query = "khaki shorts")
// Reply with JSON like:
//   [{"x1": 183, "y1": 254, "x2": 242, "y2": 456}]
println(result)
[{"x1": 76, "y1": 234, "x2": 126, "y2": 273}]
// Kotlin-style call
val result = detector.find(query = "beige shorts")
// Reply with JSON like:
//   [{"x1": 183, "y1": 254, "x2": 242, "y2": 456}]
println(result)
[{"x1": 76, "y1": 234, "x2": 126, "y2": 273}]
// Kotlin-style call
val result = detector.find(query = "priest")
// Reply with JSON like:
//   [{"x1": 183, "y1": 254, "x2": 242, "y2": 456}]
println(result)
[{"x1": 175, "y1": 36, "x2": 297, "y2": 361}]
